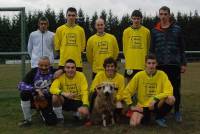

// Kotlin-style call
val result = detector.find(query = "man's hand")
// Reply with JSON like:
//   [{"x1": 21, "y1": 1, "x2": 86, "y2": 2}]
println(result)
[
  {"x1": 54, "y1": 69, "x2": 63, "y2": 79},
  {"x1": 149, "y1": 100, "x2": 156, "y2": 110},
  {"x1": 35, "y1": 89, "x2": 44, "y2": 98},
  {"x1": 78, "y1": 106, "x2": 89, "y2": 116},
  {"x1": 181, "y1": 65, "x2": 186, "y2": 73},
  {"x1": 61, "y1": 92, "x2": 75, "y2": 99}
]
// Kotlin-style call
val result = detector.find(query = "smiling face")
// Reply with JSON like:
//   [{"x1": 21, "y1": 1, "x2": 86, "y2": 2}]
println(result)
[
  {"x1": 64, "y1": 62, "x2": 76, "y2": 78},
  {"x1": 105, "y1": 63, "x2": 116, "y2": 78},
  {"x1": 38, "y1": 58, "x2": 50, "y2": 74}
]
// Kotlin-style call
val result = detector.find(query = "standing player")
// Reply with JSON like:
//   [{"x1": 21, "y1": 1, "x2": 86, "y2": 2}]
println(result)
[
  {"x1": 28, "y1": 16, "x2": 54, "y2": 68},
  {"x1": 54, "y1": 7, "x2": 86, "y2": 72},
  {"x1": 150, "y1": 6, "x2": 187, "y2": 122},
  {"x1": 86, "y1": 18, "x2": 119, "y2": 79},
  {"x1": 123, "y1": 10, "x2": 150, "y2": 82}
]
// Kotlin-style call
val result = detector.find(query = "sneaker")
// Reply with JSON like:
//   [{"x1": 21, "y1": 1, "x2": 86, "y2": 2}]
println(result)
[
  {"x1": 73, "y1": 112, "x2": 82, "y2": 120},
  {"x1": 175, "y1": 112, "x2": 182, "y2": 122},
  {"x1": 155, "y1": 118, "x2": 168, "y2": 127},
  {"x1": 56, "y1": 118, "x2": 64, "y2": 127},
  {"x1": 18, "y1": 120, "x2": 32, "y2": 127}
]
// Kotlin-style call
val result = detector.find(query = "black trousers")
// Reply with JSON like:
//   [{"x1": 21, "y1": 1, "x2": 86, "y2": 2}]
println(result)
[{"x1": 157, "y1": 65, "x2": 181, "y2": 112}]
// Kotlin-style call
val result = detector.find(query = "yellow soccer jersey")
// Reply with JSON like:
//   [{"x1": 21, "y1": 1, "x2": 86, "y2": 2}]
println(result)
[
  {"x1": 123, "y1": 26, "x2": 150, "y2": 70},
  {"x1": 123, "y1": 70, "x2": 173, "y2": 107},
  {"x1": 50, "y1": 71, "x2": 89, "y2": 106},
  {"x1": 86, "y1": 33, "x2": 119, "y2": 73},
  {"x1": 90, "y1": 71, "x2": 125, "y2": 101},
  {"x1": 54, "y1": 24, "x2": 86, "y2": 67}
]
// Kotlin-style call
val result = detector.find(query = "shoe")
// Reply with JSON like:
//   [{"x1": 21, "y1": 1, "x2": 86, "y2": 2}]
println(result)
[
  {"x1": 175, "y1": 112, "x2": 182, "y2": 122},
  {"x1": 73, "y1": 112, "x2": 82, "y2": 120},
  {"x1": 155, "y1": 118, "x2": 168, "y2": 127},
  {"x1": 18, "y1": 120, "x2": 32, "y2": 127},
  {"x1": 56, "y1": 118, "x2": 64, "y2": 127}
]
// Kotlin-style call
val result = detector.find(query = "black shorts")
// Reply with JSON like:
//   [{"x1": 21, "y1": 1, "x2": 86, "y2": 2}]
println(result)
[
  {"x1": 62, "y1": 97, "x2": 83, "y2": 111},
  {"x1": 124, "y1": 69, "x2": 142, "y2": 79}
]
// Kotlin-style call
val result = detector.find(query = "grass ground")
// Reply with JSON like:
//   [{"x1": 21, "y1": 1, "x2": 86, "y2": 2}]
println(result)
[{"x1": 0, "y1": 62, "x2": 200, "y2": 134}]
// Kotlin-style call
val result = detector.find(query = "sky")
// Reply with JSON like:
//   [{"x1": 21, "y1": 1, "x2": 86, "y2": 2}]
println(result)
[{"x1": 0, "y1": 0, "x2": 200, "y2": 18}]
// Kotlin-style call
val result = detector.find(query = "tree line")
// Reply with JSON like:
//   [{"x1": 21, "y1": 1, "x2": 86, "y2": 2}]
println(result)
[{"x1": 0, "y1": 8, "x2": 200, "y2": 55}]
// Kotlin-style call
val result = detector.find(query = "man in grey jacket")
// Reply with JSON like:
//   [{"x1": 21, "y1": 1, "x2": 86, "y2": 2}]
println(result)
[{"x1": 28, "y1": 16, "x2": 54, "y2": 68}]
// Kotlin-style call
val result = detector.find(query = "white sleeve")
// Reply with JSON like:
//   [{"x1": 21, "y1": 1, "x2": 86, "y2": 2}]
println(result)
[{"x1": 27, "y1": 34, "x2": 33, "y2": 58}]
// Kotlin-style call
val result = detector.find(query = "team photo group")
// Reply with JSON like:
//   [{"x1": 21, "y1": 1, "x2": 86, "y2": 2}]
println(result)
[{"x1": 17, "y1": 5, "x2": 186, "y2": 128}]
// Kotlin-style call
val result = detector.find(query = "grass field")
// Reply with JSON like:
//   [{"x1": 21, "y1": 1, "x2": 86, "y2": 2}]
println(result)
[{"x1": 0, "y1": 62, "x2": 200, "y2": 134}]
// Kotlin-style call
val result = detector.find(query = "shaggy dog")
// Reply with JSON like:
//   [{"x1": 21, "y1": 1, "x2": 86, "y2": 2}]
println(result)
[{"x1": 92, "y1": 83, "x2": 117, "y2": 127}]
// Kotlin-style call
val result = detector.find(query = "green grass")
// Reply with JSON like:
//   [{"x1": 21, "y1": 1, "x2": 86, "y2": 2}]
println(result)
[{"x1": 0, "y1": 63, "x2": 200, "y2": 134}]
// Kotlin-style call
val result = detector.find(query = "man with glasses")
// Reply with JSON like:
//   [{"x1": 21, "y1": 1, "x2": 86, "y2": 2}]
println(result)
[
  {"x1": 150, "y1": 6, "x2": 187, "y2": 122},
  {"x1": 86, "y1": 18, "x2": 119, "y2": 79},
  {"x1": 54, "y1": 7, "x2": 86, "y2": 72},
  {"x1": 28, "y1": 16, "x2": 54, "y2": 68},
  {"x1": 123, "y1": 10, "x2": 150, "y2": 83}
]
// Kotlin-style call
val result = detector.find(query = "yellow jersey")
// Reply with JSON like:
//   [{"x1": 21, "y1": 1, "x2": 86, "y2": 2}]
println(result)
[
  {"x1": 123, "y1": 26, "x2": 150, "y2": 70},
  {"x1": 123, "y1": 70, "x2": 173, "y2": 107},
  {"x1": 86, "y1": 33, "x2": 119, "y2": 73},
  {"x1": 50, "y1": 71, "x2": 89, "y2": 106},
  {"x1": 54, "y1": 24, "x2": 86, "y2": 67},
  {"x1": 90, "y1": 71, "x2": 125, "y2": 101}
]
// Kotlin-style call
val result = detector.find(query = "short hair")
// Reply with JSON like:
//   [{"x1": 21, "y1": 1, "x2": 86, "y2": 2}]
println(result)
[
  {"x1": 65, "y1": 59, "x2": 76, "y2": 66},
  {"x1": 38, "y1": 16, "x2": 49, "y2": 24},
  {"x1": 39, "y1": 56, "x2": 50, "y2": 61},
  {"x1": 159, "y1": 6, "x2": 170, "y2": 14},
  {"x1": 131, "y1": 10, "x2": 143, "y2": 18},
  {"x1": 145, "y1": 54, "x2": 157, "y2": 62},
  {"x1": 103, "y1": 57, "x2": 117, "y2": 69},
  {"x1": 66, "y1": 7, "x2": 77, "y2": 15}
]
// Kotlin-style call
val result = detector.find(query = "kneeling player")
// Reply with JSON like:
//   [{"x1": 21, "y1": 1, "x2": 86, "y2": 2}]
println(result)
[
  {"x1": 50, "y1": 59, "x2": 89, "y2": 125},
  {"x1": 123, "y1": 54, "x2": 175, "y2": 127},
  {"x1": 18, "y1": 56, "x2": 57, "y2": 127}
]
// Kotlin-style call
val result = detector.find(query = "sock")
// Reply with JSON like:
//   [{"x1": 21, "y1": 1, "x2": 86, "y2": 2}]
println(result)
[
  {"x1": 53, "y1": 106, "x2": 64, "y2": 119},
  {"x1": 21, "y1": 100, "x2": 32, "y2": 121}
]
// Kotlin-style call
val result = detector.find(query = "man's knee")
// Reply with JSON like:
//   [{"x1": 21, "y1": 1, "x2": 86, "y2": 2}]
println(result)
[
  {"x1": 20, "y1": 91, "x2": 32, "y2": 101},
  {"x1": 52, "y1": 95, "x2": 63, "y2": 107},
  {"x1": 165, "y1": 96, "x2": 175, "y2": 106}
]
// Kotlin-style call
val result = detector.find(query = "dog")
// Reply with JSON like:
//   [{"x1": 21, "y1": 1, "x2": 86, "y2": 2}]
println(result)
[{"x1": 92, "y1": 82, "x2": 117, "y2": 127}]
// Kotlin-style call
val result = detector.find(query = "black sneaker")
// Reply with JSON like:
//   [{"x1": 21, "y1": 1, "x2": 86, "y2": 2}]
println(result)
[
  {"x1": 56, "y1": 118, "x2": 64, "y2": 127},
  {"x1": 18, "y1": 120, "x2": 32, "y2": 127}
]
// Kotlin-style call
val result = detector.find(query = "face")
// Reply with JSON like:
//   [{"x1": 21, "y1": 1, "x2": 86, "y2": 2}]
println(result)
[
  {"x1": 131, "y1": 16, "x2": 141, "y2": 28},
  {"x1": 66, "y1": 11, "x2": 77, "y2": 24},
  {"x1": 38, "y1": 59, "x2": 50, "y2": 74},
  {"x1": 38, "y1": 20, "x2": 48, "y2": 33},
  {"x1": 145, "y1": 59, "x2": 157, "y2": 74},
  {"x1": 159, "y1": 10, "x2": 170, "y2": 23},
  {"x1": 64, "y1": 62, "x2": 76, "y2": 78},
  {"x1": 105, "y1": 63, "x2": 116, "y2": 78},
  {"x1": 95, "y1": 19, "x2": 105, "y2": 33}
]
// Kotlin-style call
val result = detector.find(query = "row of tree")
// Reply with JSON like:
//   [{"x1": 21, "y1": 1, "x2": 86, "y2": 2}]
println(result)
[{"x1": 0, "y1": 8, "x2": 200, "y2": 54}]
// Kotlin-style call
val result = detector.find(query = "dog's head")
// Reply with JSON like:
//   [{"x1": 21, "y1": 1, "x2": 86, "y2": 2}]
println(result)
[{"x1": 96, "y1": 83, "x2": 117, "y2": 97}]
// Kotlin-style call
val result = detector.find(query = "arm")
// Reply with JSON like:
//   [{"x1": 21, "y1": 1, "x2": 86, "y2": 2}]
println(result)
[
  {"x1": 86, "y1": 38, "x2": 93, "y2": 65},
  {"x1": 179, "y1": 28, "x2": 187, "y2": 73},
  {"x1": 81, "y1": 28, "x2": 86, "y2": 52},
  {"x1": 113, "y1": 35, "x2": 119, "y2": 60},
  {"x1": 18, "y1": 68, "x2": 36, "y2": 92},
  {"x1": 54, "y1": 28, "x2": 61, "y2": 51},
  {"x1": 50, "y1": 78, "x2": 62, "y2": 95},
  {"x1": 149, "y1": 30, "x2": 155, "y2": 54},
  {"x1": 122, "y1": 30, "x2": 127, "y2": 55},
  {"x1": 153, "y1": 73, "x2": 173, "y2": 100},
  {"x1": 123, "y1": 75, "x2": 138, "y2": 106},
  {"x1": 146, "y1": 30, "x2": 151, "y2": 52},
  {"x1": 80, "y1": 74, "x2": 89, "y2": 107},
  {"x1": 115, "y1": 75, "x2": 125, "y2": 101},
  {"x1": 27, "y1": 34, "x2": 33, "y2": 58}
]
